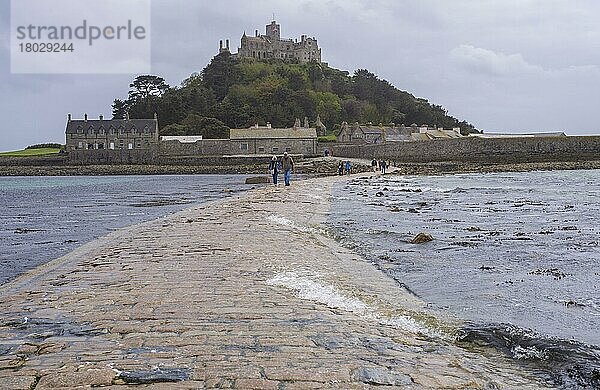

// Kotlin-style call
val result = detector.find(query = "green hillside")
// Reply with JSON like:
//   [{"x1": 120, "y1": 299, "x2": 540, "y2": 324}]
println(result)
[
  {"x1": 0, "y1": 148, "x2": 61, "y2": 157},
  {"x1": 114, "y1": 53, "x2": 478, "y2": 138}
]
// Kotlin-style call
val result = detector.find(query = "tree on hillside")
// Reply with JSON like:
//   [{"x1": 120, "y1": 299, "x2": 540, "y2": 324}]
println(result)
[
  {"x1": 128, "y1": 75, "x2": 169, "y2": 102},
  {"x1": 125, "y1": 75, "x2": 170, "y2": 119},
  {"x1": 112, "y1": 99, "x2": 128, "y2": 119},
  {"x1": 202, "y1": 52, "x2": 239, "y2": 101}
]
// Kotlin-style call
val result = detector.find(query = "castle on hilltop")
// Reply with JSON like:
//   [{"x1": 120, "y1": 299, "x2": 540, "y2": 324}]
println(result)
[{"x1": 219, "y1": 20, "x2": 322, "y2": 64}]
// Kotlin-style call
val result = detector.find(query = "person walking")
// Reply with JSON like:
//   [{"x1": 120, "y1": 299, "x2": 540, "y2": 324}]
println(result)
[
  {"x1": 345, "y1": 160, "x2": 352, "y2": 175},
  {"x1": 371, "y1": 158, "x2": 378, "y2": 172},
  {"x1": 338, "y1": 161, "x2": 344, "y2": 176},
  {"x1": 268, "y1": 155, "x2": 280, "y2": 185},
  {"x1": 281, "y1": 152, "x2": 294, "y2": 186},
  {"x1": 380, "y1": 160, "x2": 387, "y2": 174}
]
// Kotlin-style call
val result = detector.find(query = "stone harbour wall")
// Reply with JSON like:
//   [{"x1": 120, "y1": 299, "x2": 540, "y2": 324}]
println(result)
[{"x1": 328, "y1": 136, "x2": 600, "y2": 163}]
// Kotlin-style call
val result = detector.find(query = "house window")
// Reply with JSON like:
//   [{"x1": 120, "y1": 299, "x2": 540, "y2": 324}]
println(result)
[
  {"x1": 98, "y1": 143, "x2": 105, "y2": 150},
  {"x1": 143, "y1": 126, "x2": 149, "y2": 134},
  {"x1": 87, "y1": 143, "x2": 94, "y2": 149},
  {"x1": 131, "y1": 126, "x2": 137, "y2": 135},
  {"x1": 272, "y1": 147, "x2": 279, "y2": 153},
  {"x1": 78, "y1": 141, "x2": 84, "y2": 149},
  {"x1": 285, "y1": 147, "x2": 291, "y2": 152},
  {"x1": 240, "y1": 143, "x2": 249, "y2": 151},
  {"x1": 98, "y1": 126, "x2": 105, "y2": 135},
  {"x1": 88, "y1": 126, "x2": 94, "y2": 135},
  {"x1": 136, "y1": 141, "x2": 142, "y2": 148},
  {"x1": 77, "y1": 126, "x2": 83, "y2": 134},
  {"x1": 119, "y1": 140, "x2": 124, "y2": 148},
  {"x1": 118, "y1": 126, "x2": 124, "y2": 135},
  {"x1": 109, "y1": 126, "x2": 115, "y2": 135},
  {"x1": 258, "y1": 146, "x2": 265, "y2": 153}
]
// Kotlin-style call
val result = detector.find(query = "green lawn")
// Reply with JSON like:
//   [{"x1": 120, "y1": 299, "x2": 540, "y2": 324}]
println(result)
[{"x1": 0, "y1": 148, "x2": 62, "y2": 157}]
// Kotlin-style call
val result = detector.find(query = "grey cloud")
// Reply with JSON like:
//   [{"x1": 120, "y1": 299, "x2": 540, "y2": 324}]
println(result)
[{"x1": 450, "y1": 45, "x2": 544, "y2": 77}]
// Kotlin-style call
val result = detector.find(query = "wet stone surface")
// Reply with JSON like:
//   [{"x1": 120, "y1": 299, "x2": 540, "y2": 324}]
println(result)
[{"x1": 0, "y1": 174, "x2": 549, "y2": 389}]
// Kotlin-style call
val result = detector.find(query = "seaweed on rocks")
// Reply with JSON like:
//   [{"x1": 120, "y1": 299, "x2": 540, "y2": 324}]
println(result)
[{"x1": 457, "y1": 323, "x2": 600, "y2": 389}]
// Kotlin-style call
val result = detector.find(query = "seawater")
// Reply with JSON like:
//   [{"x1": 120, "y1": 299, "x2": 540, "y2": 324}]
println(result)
[
  {"x1": 0, "y1": 175, "x2": 250, "y2": 285},
  {"x1": 329, "y1": 169, "x2": 600, "y2": 388}
]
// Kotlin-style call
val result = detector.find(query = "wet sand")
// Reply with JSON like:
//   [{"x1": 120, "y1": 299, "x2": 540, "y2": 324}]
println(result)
[{"x1": 0, "y1": 174, "x2": 549, "y2": 388}]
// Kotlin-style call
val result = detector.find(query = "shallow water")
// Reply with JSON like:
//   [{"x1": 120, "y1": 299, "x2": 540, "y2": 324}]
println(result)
[
  {"x1": 0, "y1": 175, "x2": 250, "y2": 285},
  {"x1": 329, "y1": 169, "x2": 600, "y2": 388}
]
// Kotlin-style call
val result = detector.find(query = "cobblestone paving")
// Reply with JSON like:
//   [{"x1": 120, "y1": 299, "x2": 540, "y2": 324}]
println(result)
[{"x1": 0, "y1": 175, "x2": 549, "y2": 389}]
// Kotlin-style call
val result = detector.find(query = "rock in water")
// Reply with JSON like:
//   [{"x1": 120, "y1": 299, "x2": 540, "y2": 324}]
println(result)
[
  {"x1": 245, "y1": 176, "x2": 271, "y2": 184},
  {"x1": 411, "y1": 232, "x2": 433, "y2": 244}
]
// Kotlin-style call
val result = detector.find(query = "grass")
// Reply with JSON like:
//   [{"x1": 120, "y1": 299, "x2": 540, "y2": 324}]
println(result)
[
  {"x1": 317, "y1": 134, "x2": 337, "y2": 142},
  {"x1": 0, "y1": 148, "x2": 62, "y2": 157}
]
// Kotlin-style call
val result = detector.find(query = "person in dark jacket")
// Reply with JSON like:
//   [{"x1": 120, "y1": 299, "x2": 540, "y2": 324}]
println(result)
[
  {"x1": 269, "y1": 155, "x2": 280, "y2": 185},
  {"x1": 281, "y1": 152, "x2": 294, "y2": 186}
]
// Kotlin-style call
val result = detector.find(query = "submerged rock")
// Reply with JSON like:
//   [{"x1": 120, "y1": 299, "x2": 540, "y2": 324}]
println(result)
[
  {"x1": 411, "y1": 232, "x2": 433, "y2": 244},
  {"x1": 245, "y1": 176, "x2": 270, "y2": 185}
]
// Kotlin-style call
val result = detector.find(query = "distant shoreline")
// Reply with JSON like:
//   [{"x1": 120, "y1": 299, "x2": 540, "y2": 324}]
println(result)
[{"x1": 1, "y1": 158, "x2": 600, "y2": 176}]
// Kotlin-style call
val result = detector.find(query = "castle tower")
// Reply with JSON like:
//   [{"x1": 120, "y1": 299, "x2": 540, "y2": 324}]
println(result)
[{"x1": 266, "y1": 21, "x2": 280, "y2": 41}]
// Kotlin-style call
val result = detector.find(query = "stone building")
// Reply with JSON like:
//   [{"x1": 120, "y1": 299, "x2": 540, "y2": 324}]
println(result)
[
  {"x1": 336, "y1": 122, "x2": 463, "y2": 143},
  {"x1": 65, "y1": 114, "x2": 159, "y2": 151},
  {"x1": 226, "y1": 20, "x2": 322, "y2": 63},
  {"x1": 230, "y1": 122, "x2": 317, "y2": 155}
]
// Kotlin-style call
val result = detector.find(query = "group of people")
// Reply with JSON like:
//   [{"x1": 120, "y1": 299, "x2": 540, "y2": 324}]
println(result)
[
  {"x1": 338, "y1": 160, "x2": 352, "y2": 175},
  {"x1": 269, "y1": 152, "x2": 295, "y2": 186},
  {"x1": 371, "y1": 159, "x2": 390, "y2": 174}
]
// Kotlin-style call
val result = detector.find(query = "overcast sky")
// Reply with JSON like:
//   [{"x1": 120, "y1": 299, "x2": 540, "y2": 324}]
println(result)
[{"x1": 1, "y1": 0, "x2": 599, "y2": 151}]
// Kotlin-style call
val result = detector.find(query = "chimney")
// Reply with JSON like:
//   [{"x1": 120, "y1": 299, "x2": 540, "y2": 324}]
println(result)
[
  {"x1": 255, "y1": 29, "x2": 258, "y2": 37},
  {"x1": 219, "y1": 40, "x2": 223, "y2": 51},
  {"x1": 226, "y1": 39, "x2": 230, "y2": 50},
  {"x1": 67, "y1": 113, "x2": 72, "y2": 121},
  {"x1": 84, "y1": 113, "x2": 88, "y2": 122},
  {"x1": 99, "y1": 114, "x2": 104, "y2": 120}
]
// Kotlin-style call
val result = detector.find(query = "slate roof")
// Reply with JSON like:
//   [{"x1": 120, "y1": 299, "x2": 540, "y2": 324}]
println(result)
[
  {"x1": 230, "y1": 127, "x2": 317, "y2": 140},
  {"x1": 65, "y1": 119, "x2": 158, "y2": 134}
]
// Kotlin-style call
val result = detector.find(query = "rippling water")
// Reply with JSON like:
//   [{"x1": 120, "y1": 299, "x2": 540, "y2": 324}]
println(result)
[
  {"x1": 329, "y1": 169, "x2": 600, "y2": 388},
  {"x1": 0, "y1": 175, "x2": 250, "y2": 285}
]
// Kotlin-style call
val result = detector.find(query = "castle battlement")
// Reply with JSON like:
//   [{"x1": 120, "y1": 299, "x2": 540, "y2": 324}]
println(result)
[{"x1": 221, "y1": 20, "x2": 322, "y2": 64}]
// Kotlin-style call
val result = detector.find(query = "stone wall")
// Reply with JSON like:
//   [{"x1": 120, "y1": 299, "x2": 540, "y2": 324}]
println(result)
[{"x1": 328, "y1": 136, "x2": 600, "y2": 163}]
